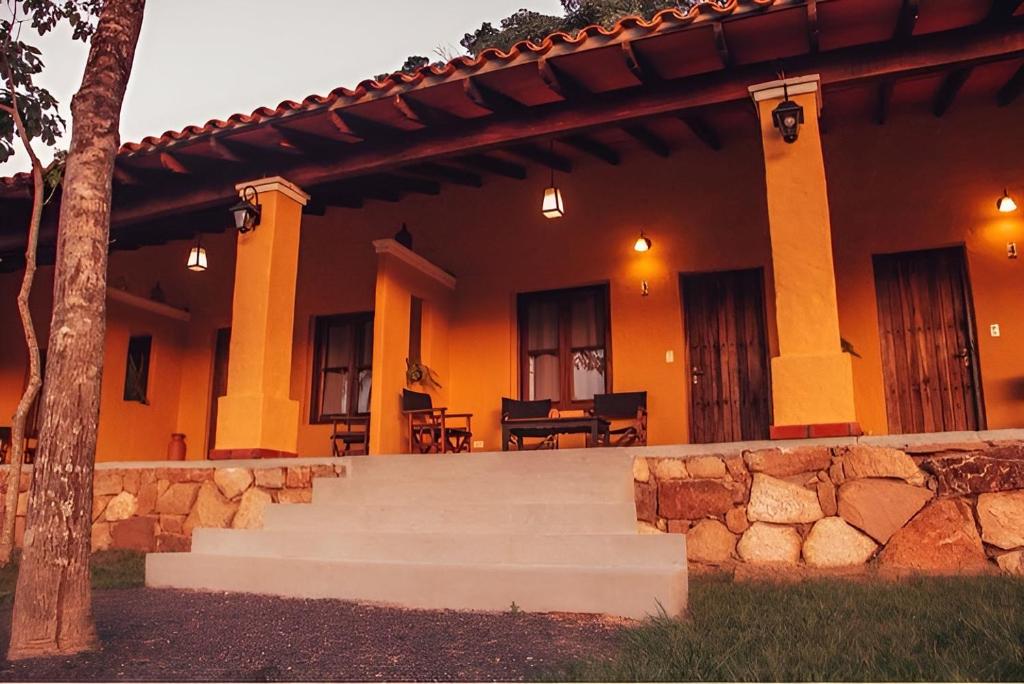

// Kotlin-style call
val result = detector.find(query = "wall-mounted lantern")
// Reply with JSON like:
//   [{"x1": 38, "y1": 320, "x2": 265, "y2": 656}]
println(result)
[
  {"x1": 230, "y1": 185, "x2": 262, "y2": 233},
  {"x1": 541, "y1": 141, "x2": 565, "y2": 219},
  {"x1": 186, "y1": 236, "x2": 208, "y2": 272},
  {"x1": 997, "y1": 189, "x2": 1018, "y2": 213},
  {"x1": 634, "y1": 231, "x2": 652, "y2": 253},
  {"x1": 772, "y1": 82, "x2": 804, "y2": 144}
]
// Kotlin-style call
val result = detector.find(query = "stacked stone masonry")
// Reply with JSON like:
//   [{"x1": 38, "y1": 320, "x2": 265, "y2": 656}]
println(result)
[
  {"x1": 0, "y1": 459, "x2": 346, "y2": 553},
  {"x1": 634, "y1": 441, "x2": 1024, "y2": 576}
]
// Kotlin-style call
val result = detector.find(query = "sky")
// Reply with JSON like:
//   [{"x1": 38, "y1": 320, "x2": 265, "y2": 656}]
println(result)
[{"x1": 3, "y1": 0, "x2": 564, "y2": 174}]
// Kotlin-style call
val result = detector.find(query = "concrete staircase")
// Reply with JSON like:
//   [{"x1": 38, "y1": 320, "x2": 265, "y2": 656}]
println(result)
[{"x1": 145, "y1": 450, "x2": 688, "y2": 619}]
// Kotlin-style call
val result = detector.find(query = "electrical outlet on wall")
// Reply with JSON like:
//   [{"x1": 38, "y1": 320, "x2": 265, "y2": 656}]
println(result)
[
  {"x1": 990, "y1": 324, "x2": 1001, "y2": 338},
  {"x1": 473, "y1": 440, "x2": 484, "y2": 450}
]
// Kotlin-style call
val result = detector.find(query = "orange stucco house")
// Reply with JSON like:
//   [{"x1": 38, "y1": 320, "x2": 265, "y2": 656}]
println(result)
[{"x1": 1, "y1": 0, "x2": 1022, "y2": 463}]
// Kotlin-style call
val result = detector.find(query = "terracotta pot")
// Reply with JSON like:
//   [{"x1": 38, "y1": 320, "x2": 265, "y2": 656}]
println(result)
[{"x1": 167, "y1": 433, "x2": 187, "y2": 461}]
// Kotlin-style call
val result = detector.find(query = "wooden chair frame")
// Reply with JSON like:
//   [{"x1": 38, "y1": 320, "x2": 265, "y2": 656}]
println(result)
[
  {"x1": 330, "y1": 415, "x2": 369, "y2": 456},
  {"x1": 591, "y1": 392, "x2": 648, "y2": 447},
  {"x1": 402, "y1": 390, "x2": 473, "y2": 454}
]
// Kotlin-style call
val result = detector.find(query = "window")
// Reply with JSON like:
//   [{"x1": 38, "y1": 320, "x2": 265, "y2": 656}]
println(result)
[
  {"x1": 311, "y1": 313, "x2": 373, "y2": 423},
  {"x1": 518, "y1": 285, "x2": 610, "y2": 408},
  {"x1": 124, "y1": 335, "x2": 152, "y2": 403}
]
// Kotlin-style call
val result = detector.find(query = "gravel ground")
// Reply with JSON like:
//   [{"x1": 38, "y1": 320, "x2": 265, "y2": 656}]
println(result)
[{"x1": 0, "y1": 589, "x2": 625, "y2": 682}]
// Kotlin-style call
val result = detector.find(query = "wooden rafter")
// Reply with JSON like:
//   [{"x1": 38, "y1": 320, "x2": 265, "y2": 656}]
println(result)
[
  {"x1": 621, "y1": 41, "x2": 661, "y2": 83},
  {"x1": 272, "y1": 124, "x2": 349, "y2": 158},
  {"x1": 996, "y1": 63, "x2": 1024, "y2": 105},
  {"x1": 932, "y1": 67, "x2": 973, "y2": 117},
  {"x1": 538, "y1": 58, "x2": 590, "y2": 100},
  {"x1": 562, "y1": 135, "x2": 619, "y2": 165},
  {"x1": 404, "y1": 162, "x2": 483, "y2": 188},
  {"x1": 895, "y1": 0, "x2": 920, "y2": 40},
  {"x1": 505, "y1": 144, "x2": 572, "y2": 173},
  {"x1": 806, "y1": 0, "x2": 820, "y2": 53},
  {"x1": 876, "y1": 80, "x2": 895, "y2": 125},
  {"x1": 622, "y1": 124, "x2": 670, "y2": 158},
  {"x1": 713, "y1": 23, "x2": 733, "y2": 67},
  {"x1": 460, "y1": 154, "x2": 528, "y2": 179},
  {"x1": 395, "y1": 94, "x2": 462, "y2": 126},
  {"x1": 680, "y1": 115, "x2": 722, "y2": 151},
  {"x1": 332, "y1": 110, "x2": 409, "y2": 139},
  {"x1": 463, "y1": 77, "x2": 524, "y2": 113}
]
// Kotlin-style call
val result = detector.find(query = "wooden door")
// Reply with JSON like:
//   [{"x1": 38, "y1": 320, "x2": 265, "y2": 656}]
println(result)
[
  {"x1": 206, "y1": 328, "x2": 231, "y2": 453},
  {"x1": 682, "y1": 269, "x2": 771, "y2": 444},
  {"x1": 873, "y1": 247, "x2": 985, "y2": 433}
]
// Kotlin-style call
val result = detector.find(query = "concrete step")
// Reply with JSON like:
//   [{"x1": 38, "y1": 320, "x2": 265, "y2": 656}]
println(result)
[
  {"x1": 311, "y1": 471, "x2": 633, "y2": 505},
  {"x1": 146, "y1": 552, "x2": 687, "y2": 620},
  {"x1": 191, "y1": 528, "x2": 685, "y2": 566},
  {"x1": 343, "y1": 450, "x2": 633, "y2": 482},
  {"x1": 262, "y1": 501, "x2": 639, "y2": 534}
]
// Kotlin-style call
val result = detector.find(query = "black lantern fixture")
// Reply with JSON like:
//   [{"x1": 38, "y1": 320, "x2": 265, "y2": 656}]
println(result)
[
  {"x1": 395, "y1": 222, "x2": 413, "y2": 250},
  {"x1": 771, "y1": 82, "x2": 804, "y2": 144},
  {"x1": 230, "y1": 185, "x2": 261, "y2": 233}
]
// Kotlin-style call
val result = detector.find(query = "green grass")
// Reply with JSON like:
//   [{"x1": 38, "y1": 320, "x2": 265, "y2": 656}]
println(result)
[
  {"x1": 0, "y1": 550, "x2": 145, "y2": 604},
  {"x1": 546, "y1": 574, "x2": 1024, "y2": 682}
]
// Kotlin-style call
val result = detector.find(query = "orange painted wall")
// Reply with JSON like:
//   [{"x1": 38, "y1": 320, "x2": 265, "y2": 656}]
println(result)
[{"x1": 0, "y1": 99, "x2": 1020, "y2": 458}]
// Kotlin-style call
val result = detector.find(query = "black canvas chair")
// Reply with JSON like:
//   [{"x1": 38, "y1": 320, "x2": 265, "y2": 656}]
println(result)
[
  {"x1": 402, "y1": 389, "x2": 473, "y2": 453},
  {"x1": 330, "y1": 416, "x2": 369, "y2": 456},
  {"x1": 501, "y1": 397, "x2": 559, "y2": 450},
  {"x1": 592, "y1": 391, "x2": 648, "y2": 446}
]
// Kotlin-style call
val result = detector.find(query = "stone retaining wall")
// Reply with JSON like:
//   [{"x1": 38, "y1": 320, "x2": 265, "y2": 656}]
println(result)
[
  {"x1": 633, "y1": 439, "x2": 1024, "y2": 576},
  {"x1": 0, "y1": 459, "x2": 346, "y2": 553}
]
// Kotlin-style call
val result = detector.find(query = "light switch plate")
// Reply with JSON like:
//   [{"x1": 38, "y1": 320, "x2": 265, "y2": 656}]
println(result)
[
  {"x1": 665, "y1": 350, "x2": 675, "y2": 363},
  {"x1": 473, "y1": 440, "x2": 484, "y2": 449},
  {"x1": 991, "y1": 324, "x2": 1001, "y2": 338}
]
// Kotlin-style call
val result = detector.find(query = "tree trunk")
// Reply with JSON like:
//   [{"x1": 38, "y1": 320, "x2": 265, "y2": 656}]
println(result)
[
  {"x1": 0, "y1": 55, "x2": 46, "y2": 566},
  {"x1": 7, "y1": 0, "x2": 145, "y2": 659}
]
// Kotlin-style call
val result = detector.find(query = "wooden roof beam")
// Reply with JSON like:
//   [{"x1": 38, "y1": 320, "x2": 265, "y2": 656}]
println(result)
[
  {"x1": 538, "y1": 58, "x2": 590, "y2": 100},
  {"x1": 331, "y1": 110, "x2": 405, "y2": 139},
  {"x1": 562, "y1": 135, "x2": 619, "y2": 165},
  {"x1": 876, "y1": 80, "x2": 894, "y2": 125},
  {"x1": 988, "y1": 0, "x2": 1023, "y2": 22},
  {"x1": 713, "y1": 23, "x2": 733, "y2": 67},
  {"x1": 895, "y1": 0, "x2": 919, "y2": 40},
  {"x1": 460, "y1": 154, "x2": 528, "y2": 180},
  {"x1": 997, "y1": 63, "x2": 1024, "y2": 105},
  {"x1": 326, "y1": 111, "x2": 365, "y2": 143},
  {"x1": 622, "y1": 124, "x2": 671, "y2": 158},
  {"x1": 680, "y1": 115, "x2": 722, "y2": 151},
  {"x1": 462, "y1": 77, "x2": 524, "y2": 113},
  {"x1": 271, "y1": 124, "x2": 350, "y2": 158},
  {"x1": 932, "y1": 67, "x2": 973, "y2": 117},
  {"x1": 388, "y1": 174, "x2": 442, "y2": 196},
  {"x1": 404, "y1": 162, "x2": 483, "y2": 188},
  {"x1": 394, "y1": 94, "x2": 462, "y2": 127},
  {"x1": 621, "y1": 41, "x2": 661, "y2": 84},
  {"x1": 806, "y1": 0, "x2": 820, "y2": 54},
  {"x1": 505, "y1": 144, "x2": 572, "y2": 173}
]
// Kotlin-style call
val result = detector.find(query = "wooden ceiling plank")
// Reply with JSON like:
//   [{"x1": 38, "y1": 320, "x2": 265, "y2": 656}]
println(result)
[
  {"x1": 989, "y1": 0, "x2": 1024, "y2": 22},
  {"x1": 622, "y1": 124, "x2": 671, "y2": 158},
  {"x1": 997, "y1": 63, "x2": 1024, "y2": 105},
  {"x1": 713, "y1": 22, "x2": 733, "y2": 68},
  {"x1": 326, "y1": 111, "x2": 366, "y2": 143},
  {"x1": 562, "y1": 134, "x2": 620, "y2": 165},
  {"x1": 271, "y1": 124, "x2": 350, "y2": 159},
  {"x1": 462, "y1": 77, "x2": 525, "y2": 113},
  {"x1": 538, "y1": 57, "x2": 591, "y2": 100},
  {"x1": 680, "y1": 114, "x2": 722, "y2": 151},
  {"x1": 932, "y1": 67, "x2": 973, "y2": 117},
  {"x1": 331, "y1": 110, "x2": 404, "y2": 139},
  {"x1": 621, "y1": 41, "x2": 662, "y2": 84},
  {"x1": 405, "y1": 162, "x2": 483, "y2": 188},
  {"x1": 876, "y1": 80, "x2": 895, "y2": 125},
  {"x1": 806, "y1": 0, "x2": 820, "y2": 54},
  {"x1": 895, "y1": 0, "x2": 920, "y2": 40}
]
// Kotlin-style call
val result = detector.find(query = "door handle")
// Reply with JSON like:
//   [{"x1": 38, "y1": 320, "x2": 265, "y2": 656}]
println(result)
[
  {"x1": 691, "y1": 366, "x2": 705, "y2": 385},
  {"x1": 954, "y1": 348, "x2": 971, "y2": 368}
]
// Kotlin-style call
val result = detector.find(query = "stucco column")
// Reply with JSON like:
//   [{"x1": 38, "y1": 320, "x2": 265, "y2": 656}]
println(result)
[
  {"x1": 212, "y1": 177, "x2": 308, "y2": 458},
  {"x1": 750, "y1": 75, "x2": 858, "y2": 438}
]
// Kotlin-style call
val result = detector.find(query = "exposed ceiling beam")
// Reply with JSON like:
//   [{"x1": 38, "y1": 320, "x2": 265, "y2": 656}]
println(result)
[
  {"x1": 988, "y1": 0, "x2": 1024, "y2": 22},
  {"x1": 388, "y1": 174, "x2": 442, "y2": 196},
  {"x1": 621, "y1": 41, "x2": 661, "y2": 84},
  {"x1": 997, "y1": 63, "x2": 1024, "y2": 105},
  {"x1": 538, "y1": 58, "x2": 590, "y2": 100},
  {"x1": 622, "y1": 124, "x2": 671, "y2": 158},
  {"x1": 562, "y1": 135, "x2": 620, "y2": 165},
  {"x1": 91, "y1": 22, "x2": 1024, "y2": 232},
  {"x1": 395, "y1": 94, "x2": 463, "y2": 127},
  {"x1": 326, "y1": 111, "x2": 365, "y2": 143},
  {"x1": 713, "y1": 23, "x2": 733, "y2": 67},
  {"x1": 505, "y1": 144, "x2": 572, "y2": 173},
  {"x1": 404, "y1": 162, "x2": 483, "y2": 188},
  {"x1": 932, "y1": 67, "x2": 973, "y2": 117},
  {"x1": 876, "y1": 80, "x2": 895, "y2": 125},
  {"x1": 460, "y1": 154, "x2": 528, "y2": 180},
  {"x1": 271, "y1": 124, "x2": 349, "y2": 158},
  {"x1": 462, "y1": 77, "x2": 525, "y2": 113},
  {"x1": 679, "y1": 115, "x2": 722, "y2": 151},
  {"x1": 806, "y1": 0, "x2": 820, "y2": 53},
  {"x1": 331, "y1": 110, "x2": 408, "y2": 139},
  {"x1": 895, "y1": 0, "x2": 920, "y2": 40},
  {"x1": 158, "y1": 152, "x2": 191, "y2": 175}
]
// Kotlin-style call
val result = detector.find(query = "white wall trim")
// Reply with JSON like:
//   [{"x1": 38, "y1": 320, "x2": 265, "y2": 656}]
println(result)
[
  {"x1": 749, "y1": 74, "x2": 823, "y2": 116},
  {"x1": 107, "y1": 287, "x2": 191, "y2": 322},
  {"x1": 373, "y1": 239, "x2": 456, "y2": 290},
  {"x1": 235, "y1": 176, "x2": 309, "y2": 206}
]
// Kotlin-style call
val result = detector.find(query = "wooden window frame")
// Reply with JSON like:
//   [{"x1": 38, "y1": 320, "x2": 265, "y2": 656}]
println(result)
[
  {"x1": 310, "y1": 312, "x2": 374, "y2": 424},
  {"x1": 123, "y1": 335, "x2": 152, "y2": 404},
  {"x1": 517, "y1": 284, "x2": 612, "y2": 410}
]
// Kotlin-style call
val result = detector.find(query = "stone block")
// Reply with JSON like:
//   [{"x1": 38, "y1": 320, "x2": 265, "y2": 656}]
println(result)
[
  {"x1": 652, "y1": 459, "x2": 689, "y2": 481},
  {"x1": 122, "y1": 470, "x2": 141, "y2": 495},
  {"x1": 183, "y1": 481, "x2": 238, "y2": 535},
  {"x1": 634, "y1": 480, "x2": 656, "y2": 523},
  {"x1": 737, "y1": 522, "x2": 802, "y2": 564},
  {"x1": 725, "y1": 506, "x2": 749, "y2": 534},
  {"x1": 156, "y1": 533, "x2": 191, "y2": 553},
  {"x1": 837, "y1": 478, "x2": 932, "y2": 544},
  {"x1": 232, "y1": 488, "x2": 273, "y2": 529},
  {"x1": 110, "y1": 516, "x2": 157, "y2": 552},
  {"x1": 996, "y1": 550, "x2": 1024, "y2": 576},
  {"x1": 666, "y1": 519, "x2": 691, "y2": 534},
  {"x1": 976, "y1": 490, "x2": 1024, "y2": 550},
  {"x1": 277, "y1": 488, "x2": 313, "y2": 504},
  {"x1": 286, "y1": 467, "x2": 312, "y2": 489},
  {"x1": 213, "y1": 467, "x2": 253, "y2": 500},
  {"x1": 816, "y1": 480, "x2": 837, "y2": 517},
  {"x1": 104, "y1": 491, "x2": 138, "y2": 522},
  {"x1": 922, "y1": 446, "x2": 1024, "y2": 496},
  {"x1": 91, "y1": 522, "x2": 112, "y2": 552},
  {"x1": 136, "y1": 482, "x2": 159, "y2": 516},
  {"x1": 155, "y1": 482, "x2": 200, "y2": 515},
  {"x1": 254, "y1": 467, "x2": 286, "y2": 489},
  {"x1": 658, "y1": 479, "x2": 733, "y2": 519},
  {"x1": 93, "y1": 470, "x2": 123, "y2": 497},
  {"x1": 687, "y1": 520, "x2": 736, "y2": 564},
  {"x1": 744, "y1": 447, "x2": 832, "y2": 478},
  {"x1": 837, "y1": 445, "x2": 925, "y2": 485},
  {"x1": 878, "y1": 499, "x2": 989, "y2": 573},
  {"x1": 632, "y1": 457, "x2": 650, "y2": 483},
  {"x1": 802, "y1": 517, "x2": 877, "y2": 568},
  {"x1": 92, "y1": 495, "x2": 113, "y2": 523},
  {"x1": 686, "y1": 456, "x2": 727, "y2": 479},
  {"x1": 747, "y1": 474, "x2": 824, "y2": 524}
]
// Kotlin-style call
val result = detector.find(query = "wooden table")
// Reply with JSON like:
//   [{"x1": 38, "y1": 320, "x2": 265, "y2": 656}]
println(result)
[{"x1": 501, "y1": 416, "x2": 610, "y2": 451}]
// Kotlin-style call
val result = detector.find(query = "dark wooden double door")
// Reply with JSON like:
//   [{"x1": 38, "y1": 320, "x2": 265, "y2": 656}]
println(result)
[
  {"x1": 682, "y1": 269, "x2": 772, "y2": 444},
  {"x1": 873, "y1": 246, "x2": 985, "y2": 434}
]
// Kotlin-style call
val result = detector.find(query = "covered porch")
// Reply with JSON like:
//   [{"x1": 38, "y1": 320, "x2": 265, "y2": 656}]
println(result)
[{"x1": 0, "y1": 0, "x2": 1021, "y2": 461}]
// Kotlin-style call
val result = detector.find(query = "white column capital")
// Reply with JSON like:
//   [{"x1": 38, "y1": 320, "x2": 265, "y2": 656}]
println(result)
[
  {"x1": 749, "y1": 74, "x2": 822, "y2": 117},
  {"x1": 235, "y1": 176, "x2": 309, "y2": 206}
]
